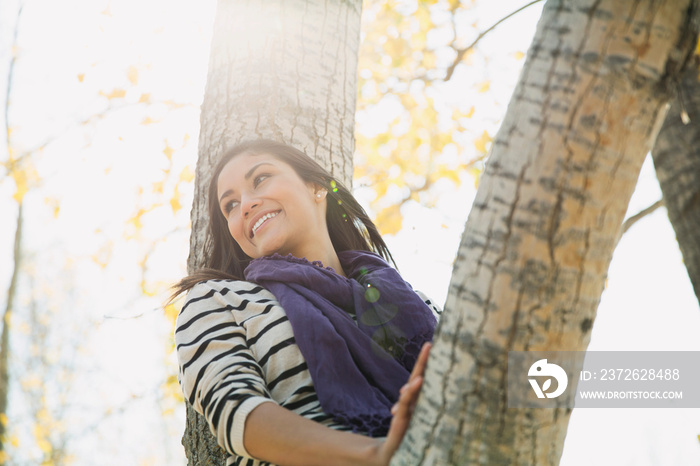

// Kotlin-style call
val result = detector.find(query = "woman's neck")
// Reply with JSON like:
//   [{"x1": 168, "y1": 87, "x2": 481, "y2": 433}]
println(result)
[{"x1": 290, "y1": 241, "x2": 346, "y2": 277}]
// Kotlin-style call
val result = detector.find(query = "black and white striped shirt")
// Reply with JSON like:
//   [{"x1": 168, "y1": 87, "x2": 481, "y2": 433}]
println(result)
[{"x1": 175, "y1": 279, "x2": 441, "y2": 466}]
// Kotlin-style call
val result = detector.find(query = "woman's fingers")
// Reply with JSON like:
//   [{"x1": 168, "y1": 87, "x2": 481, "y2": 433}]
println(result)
[
  {"x1": 408, "y1": 342, "x2": 431, "y2": 383},
  {"x1": 391, "y1": 374, "x2": 423, "y2": 414},
  {"x1": 380, "y1": 343, "x2": 433, "y2": 463}
]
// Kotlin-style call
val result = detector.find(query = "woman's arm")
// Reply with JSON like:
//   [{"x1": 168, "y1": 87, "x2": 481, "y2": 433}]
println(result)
[
  {"x1": 243, "y1": 343, "x2": 432, "y2": 466},
  {"x1": 176, "y1": 281, "x2": 283, "y2": 457},
  {"x1": 177, "y1": 280, "x2": 431, "y2": 465}
]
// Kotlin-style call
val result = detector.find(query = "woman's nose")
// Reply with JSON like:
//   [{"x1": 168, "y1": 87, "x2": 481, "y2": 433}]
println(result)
[{"x1": 241, "y1": 196, "x2": 259, "y2": 218}]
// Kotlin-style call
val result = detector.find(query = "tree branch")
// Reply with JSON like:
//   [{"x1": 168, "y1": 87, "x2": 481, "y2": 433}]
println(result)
[
  {"x1": 444, "y1": 0, "x2": 545, "y2": 81},
  {"x1": 620, "y1": 199, "x2": 665, "y2": 236},
  {"x1": 4, "y1": 1, "x2": 24, "y2": 152}
]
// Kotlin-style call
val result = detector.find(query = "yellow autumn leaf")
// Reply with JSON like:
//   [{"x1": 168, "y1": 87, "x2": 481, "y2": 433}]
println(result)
[
  {"x1": 91, "y1": 254, "x2": 108, "y2": 270},
  {"x1": 422, "y1": 51, "x2": 436, "y2": 68},
  {"x1": 162, "y1": 374, "x2": 184, "y2": 404},
  {"x1": 37, "y1": 438, "x2": 52, "y2": 454},
  {"x1": 514, "y1": 51, "x2": 525, "y2": 60},
  {"x1": 415, "y1": 3, "x2": 434, "y2": 30},
  {"x1": 179, "y1": 166, "x2": 195, "y2": 183},
  {"x1": 141, "y1": 116, "x2": 156, "y2": 125},
  {"x1": 44, "y1": 197, "x2": 60, "y2": 218},
  {"x1": 163, "y1": 144, "x2": 174, "y2": 160},
  {"x1": 435, "y1": 165, "x2": 460, "y2": 184},
  {"x1": 12, "y1": 173, "x2": 28, "y2": 202},
  {"x1": 465, "y1": 106, "x2": 475, "y2": 118},
  {"x1": 375, "y1": 204, "x2": 402, "y2": 236},
  {"x1": 474, "y1": 130, "x2": 492, "y2": 154},
  {"x1": 138, "y1": 93, "x2": 151, "y2": 103},
  {"x1": 0, "y1": 413, "x2": 7, "y2": 426},
  {"x1": 10, "y1": 160, "x2": 39, "y2": 202},
  {"x1": 170, "y1": 187, "x2": 182, "y2": 213},
  {"x1": 77, "y1": 73, "x2": 85, "y2": 82},
  {"x1": 164, "y1": 303, "x2": 179, "y2": 326},
  {"x1": 469, "y1": 166, "x2": 483, "y2": 189},
  {"x1": 476, "y1": 81, "x2": 490, "y2": 93},
  {"x1": 128, "y1": 208, "x2": 147, "y2": 230},
  {"x1": 127, "y1": 66, "x2": 138, "y2": 85},
  {"x1": 141, "y1": 279, "x2": 158, "y2": 297},
  {"x1": 99, "y1": 88, "x2": 127, "y2": 100},
  {"x1": 161, "y1": 99, "x2": 184, "y2": 109}
]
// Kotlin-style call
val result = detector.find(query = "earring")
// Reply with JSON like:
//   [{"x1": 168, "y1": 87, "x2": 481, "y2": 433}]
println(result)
[{"x1": 316, "y1": 189, "x2": 327, "y2": 200}]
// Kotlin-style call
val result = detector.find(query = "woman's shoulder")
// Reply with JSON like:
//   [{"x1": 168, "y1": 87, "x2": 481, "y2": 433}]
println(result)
[
  {"x1": 176, "y1": 279, "x2": 285, "y2": 337},
  {"x1": 186, "y1": 278, "x2": 272, "y2": 299},
  {"x1": 179, "y1": 279, "x2": 278, "y2": 318}
]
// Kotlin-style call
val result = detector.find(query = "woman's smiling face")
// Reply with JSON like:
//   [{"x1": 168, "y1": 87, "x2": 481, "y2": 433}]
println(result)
[{"x1": 216, "y1": 152, "x2": 328, "y2": 260}]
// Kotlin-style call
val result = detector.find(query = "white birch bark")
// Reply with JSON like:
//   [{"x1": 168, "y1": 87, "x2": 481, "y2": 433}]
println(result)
[
  {"x1": 391, "y1": 0, "x2": 699, "y2": 464},
  {"x1": 184, "y1": 1, "x2": 362, "y2": 463},
  {"x1": 189, "y1": 0, "x2": 361, "y2": 273}
]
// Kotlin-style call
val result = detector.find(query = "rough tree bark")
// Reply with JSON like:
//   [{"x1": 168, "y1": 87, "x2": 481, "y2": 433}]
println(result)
[
  {"x1": 183, "y1": 0, "x2": 362, "y2": 463},
  {"x1": 391, "y1": 1, "x2": 699, "y2": 465},
  {"x1": 652, "y1": 54, "x2": 700, "y2": 307}
]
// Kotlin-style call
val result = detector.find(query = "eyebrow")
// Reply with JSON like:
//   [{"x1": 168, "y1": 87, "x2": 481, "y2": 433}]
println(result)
[{"x1": 218, "y1": 162, "x2": 274, "y2": 204}]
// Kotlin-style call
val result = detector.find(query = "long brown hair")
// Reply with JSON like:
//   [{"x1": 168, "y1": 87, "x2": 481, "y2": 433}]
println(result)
[{"x1": 170, "y1": 139, "x2": 394, "y2": 300}]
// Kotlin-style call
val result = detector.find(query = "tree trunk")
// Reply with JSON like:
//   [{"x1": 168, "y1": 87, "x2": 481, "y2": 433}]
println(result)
[
  {"x1": 0, "y1": 202, "x2": 22, "y2": 460},
  {"x1": 391, "y1": 1, "x2": 699, "y2": 465},
  {"x1": 183, "y1": 0, "x2": 362, "y2": 463},
  {"x1": 651, "y1": 54, "x2": 700, "y2": 306}
]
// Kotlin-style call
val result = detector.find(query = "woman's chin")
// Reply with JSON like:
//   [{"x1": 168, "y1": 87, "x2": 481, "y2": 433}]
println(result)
[{"x1": 255, "y1": 241, "x2": 288, "y2": 259}]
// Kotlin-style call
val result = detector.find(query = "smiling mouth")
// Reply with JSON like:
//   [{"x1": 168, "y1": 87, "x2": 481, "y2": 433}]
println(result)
[{"x1": 251, "y1": 211, "x2": 279, "y2": 238}]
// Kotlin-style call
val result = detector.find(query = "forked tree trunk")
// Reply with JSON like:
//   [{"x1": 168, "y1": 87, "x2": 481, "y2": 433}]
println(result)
[
  {"x1": 184, "y1": 0, "x2": 362, "y2": 463},
  {"x1": 391, "y1": 1, "x2": 699, "y2": 465},
  {"x1": 652, "y1": 54, "x2": 700, "y2": 307}
]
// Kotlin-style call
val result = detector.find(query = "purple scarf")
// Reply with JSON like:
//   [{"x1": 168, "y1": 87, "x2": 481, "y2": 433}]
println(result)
[{"x1": 244, "y1": 250, "x2": 436, "y2": 436}]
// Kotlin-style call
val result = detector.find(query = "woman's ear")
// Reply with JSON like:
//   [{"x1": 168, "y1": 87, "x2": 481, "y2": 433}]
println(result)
[{"x1": 314, "y1": 185, "x2": 328, "y2": 202}]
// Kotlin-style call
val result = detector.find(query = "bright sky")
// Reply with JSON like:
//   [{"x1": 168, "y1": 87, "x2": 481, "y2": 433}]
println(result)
[{"x1": 1, "y1": 0, "x2": 698, "y2": 465}]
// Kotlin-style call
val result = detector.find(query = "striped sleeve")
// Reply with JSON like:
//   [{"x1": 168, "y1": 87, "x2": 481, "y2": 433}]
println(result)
[{"x1": 175, "y1": 281, "x2": 277, "y2": 458}]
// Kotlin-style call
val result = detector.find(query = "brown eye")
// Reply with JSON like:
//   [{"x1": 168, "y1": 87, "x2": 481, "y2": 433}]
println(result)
[
  {"x1": 253, "y1": 173, "x2": 270, "y2": 188},
  {"x1": 224, "y1": 200, "x2": 239, "y2": 215}
]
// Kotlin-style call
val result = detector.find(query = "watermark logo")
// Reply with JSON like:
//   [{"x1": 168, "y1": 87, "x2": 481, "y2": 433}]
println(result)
[
  {"x1": 528, "y1": 359, "x2": 568, "y2": 399},
  {"x1": 509, "y1": 351, "x2": 700, "y2": 408}
]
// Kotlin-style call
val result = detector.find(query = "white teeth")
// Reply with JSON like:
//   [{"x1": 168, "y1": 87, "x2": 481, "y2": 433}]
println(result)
[{"x1": 252, "y1": 212, "x2": 278, "y2": 236}]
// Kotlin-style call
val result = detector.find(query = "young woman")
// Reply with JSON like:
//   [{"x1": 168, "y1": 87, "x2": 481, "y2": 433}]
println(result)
[{"x1": 172, "y1": 140, "x2": 440, "y2": 466}]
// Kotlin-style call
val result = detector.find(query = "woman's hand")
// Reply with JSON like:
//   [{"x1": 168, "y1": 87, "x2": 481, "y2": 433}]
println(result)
[
  {"x1": 374, "y1": 342, "x2": 432, "y2": 465},
  {"x1": 244, "y1": 342, "x2": 433, "y2": 466}
]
